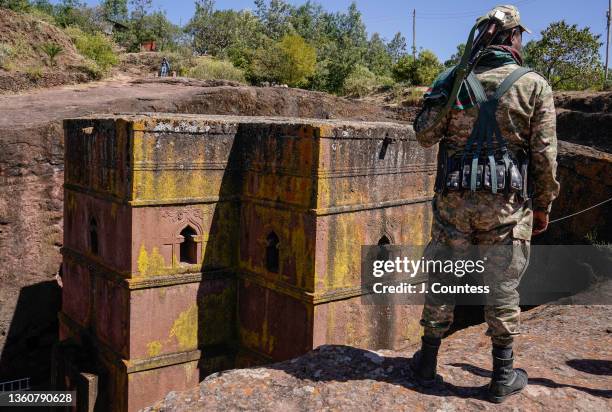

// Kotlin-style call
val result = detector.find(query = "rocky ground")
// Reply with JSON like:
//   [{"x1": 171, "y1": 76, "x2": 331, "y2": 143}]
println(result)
[{"x1": 148, "y1": 300, "x2": 612, "y2": 412}]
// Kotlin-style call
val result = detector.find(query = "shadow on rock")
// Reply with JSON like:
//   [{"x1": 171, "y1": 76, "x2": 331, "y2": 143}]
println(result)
[
  {"x1": 566, "y1": 359, "x2": 612, "y2": 376},
  {"x1": 451, "y1": 362, "x2": 612, "y2": 399},
  {"x1": 266, "y1": 344, "x2": 489, "y2": 401},
  {"x1": 0, "y1": 280, "x2": 61, "y2": 387}
]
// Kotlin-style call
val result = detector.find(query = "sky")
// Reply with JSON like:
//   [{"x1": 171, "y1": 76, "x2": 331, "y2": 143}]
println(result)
[{"x1": 64, "y1": 0, "x2": 611, "y2": 62}]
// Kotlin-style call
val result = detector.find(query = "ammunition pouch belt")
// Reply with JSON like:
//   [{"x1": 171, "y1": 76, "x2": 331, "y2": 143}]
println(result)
[
  {"x1": 433, "y1": 67, "x2": 535, "y2": 201},
  {"x1": 435, "y1": 149, "x2": 530, "y2": 199}
]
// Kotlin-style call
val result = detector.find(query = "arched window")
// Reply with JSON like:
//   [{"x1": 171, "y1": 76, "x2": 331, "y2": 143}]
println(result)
[
  {"x1": 180, "y1": 226, "x2": 198, "y2": 264},
  {"x1": 265, "y1": 232, "x2": 280, "y2": 273},
  {"x1": 376, "y1": 235, "x2": 391, "y2": 261},
  {"x1": 89, "y1": 218, "x2": 98, "y2": 255},
  {"x1": 378, "y1": 235, "x2": 391, "y2": 246}
]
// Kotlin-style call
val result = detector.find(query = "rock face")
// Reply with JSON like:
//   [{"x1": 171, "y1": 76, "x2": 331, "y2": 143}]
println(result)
[
  {"x1": 554, "y1": 91, "x2": 612, "y2": 153},
  {"x1": 540, "y1": 141, "x2": 612, "y2": 244},
  {"x1": 0, "y1": 79, "x2": 397, "y2": 385},
  {"x1": 148, "y1": 298, "x2": 612, "y2": 411}
]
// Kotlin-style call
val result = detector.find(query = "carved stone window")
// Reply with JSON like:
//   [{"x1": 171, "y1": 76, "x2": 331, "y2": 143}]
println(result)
[
  {"x1": 266, "y1": 232, "x2": 280, "y2": 273},
  {"x1": 89, "y1": 218, "x2": 99, "y2": 255},
  {"x1": 180, "y1": 226, "x2": 198, "y2": 264},
  {"x1": 376, "y1": 235, "x2": 391, "y2": 261},
  {"x1": 378, "y1": 235, "x2": 391, "y2": 246}
]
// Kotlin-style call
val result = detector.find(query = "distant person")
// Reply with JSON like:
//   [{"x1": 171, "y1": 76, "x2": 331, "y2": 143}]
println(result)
[{"x1": 159, "y1": 57, "x2": 170, "y2": 77}]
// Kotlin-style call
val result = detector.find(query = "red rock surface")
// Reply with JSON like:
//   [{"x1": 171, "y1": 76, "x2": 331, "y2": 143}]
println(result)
[{"x1": 147, "y1": 296, "x2": 612, "y2": 411}]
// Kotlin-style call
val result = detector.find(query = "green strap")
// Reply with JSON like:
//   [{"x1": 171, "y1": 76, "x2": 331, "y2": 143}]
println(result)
[
  {"x1": 416, "y1": 16, "x2": 489, "y2": 135},
  {"x1": 463, "y1": 67, "x2": 533, "y2": 193},
  {"x1": 466, "y1": 73, "x2": 487, "y2": 105}
]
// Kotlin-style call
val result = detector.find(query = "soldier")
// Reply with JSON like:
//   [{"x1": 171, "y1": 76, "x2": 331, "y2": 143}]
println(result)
[{"x1": 410, "y1": 5, "x2": 560, "y2": 403}]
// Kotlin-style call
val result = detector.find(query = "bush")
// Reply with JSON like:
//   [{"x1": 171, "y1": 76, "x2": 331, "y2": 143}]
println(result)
[
  {"x1": 41, "y1": 42, "x2": 63, "y2": 67},
  {"x1": 65, "y1": 27, "x2": 118, "y2": 73},
  {"x1": 0, "y1": 43, "x2": 15, "y2": 69},
  {"x1": 186, "y1": 57, "x2": 246, "y2": 83},
  {"x1": 343, "y1": 65, "x2": 395, "y2": 97},
  {"x1": 392, "y1": 50, "x2": 443, "y2": 86}
]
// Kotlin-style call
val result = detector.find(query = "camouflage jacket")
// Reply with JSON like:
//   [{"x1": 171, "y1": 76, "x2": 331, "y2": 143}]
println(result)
[{"x1": 415, "y1": 63, "x2": 560, "y2": 213}]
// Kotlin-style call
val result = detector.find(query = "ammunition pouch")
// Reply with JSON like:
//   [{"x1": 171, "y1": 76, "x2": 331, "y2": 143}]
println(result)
[{"x1": 435, "y1": 146, "x2": 530, "y2": 200}]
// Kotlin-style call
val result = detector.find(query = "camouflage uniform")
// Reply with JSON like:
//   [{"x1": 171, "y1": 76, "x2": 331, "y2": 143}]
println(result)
[{"x1": 415, "y1": 63, "x2": 560, "y2": 347}]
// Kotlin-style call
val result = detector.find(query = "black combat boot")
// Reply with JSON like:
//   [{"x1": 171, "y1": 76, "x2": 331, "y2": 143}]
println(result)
[
  {"x1": 410, "y1": 336, "x2": 442, "y2": 386},
  {"x1": 487, "y1": 345, "x2": 528, "y2": 403}
]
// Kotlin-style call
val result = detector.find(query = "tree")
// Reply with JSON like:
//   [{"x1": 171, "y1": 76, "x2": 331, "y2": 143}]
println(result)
[
  {"x1": 252, "y1": 33, "x2": 316, "y2": 86},
  {"x1": 387, "y1": 32, "x2": 407, "y2": 63},
  {"x1": 0, "y1": 0, "x2": 30, "y2": 11},
  {"x1": 31, "y1": 0, "x2": 54, "y2": 15},
  {"x1": 444, "y1": 43, "x2": 465, "y2": 68},
  {"x1": 524, "y1": 21, "x2": 602, "y2": 90},
  {"x1": 101, "y1": 0, "x2": 128, "y2": 22},
  {"x1": 393, "y1": 49, "x2": 443, "y2": 86},
  {"x1": 254, "y1": 0, "x2": 293, "y2": 39},
  {"x1": 365, "y1": 33, "x2": 392, "y2": 76}
]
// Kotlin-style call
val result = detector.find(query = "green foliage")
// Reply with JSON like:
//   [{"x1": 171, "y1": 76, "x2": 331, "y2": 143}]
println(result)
[
  {"x1": 366, "y1": 33, "x2": 392, "y2": 76},
  {"x1": 186, "y1": 0, "x2": 403, "y2": 94},
  {"x1": 444, "y1": 43, "x2": 465, "y2": 68},
  {"x1": 342, "y1": 64, "x2": 394, "y2": 97},
  {"x1": 392, "y1": 49, "x2": 443, "y2": 86},
  {"x1": 524, "y1": 21, "x2": 602, "y2": 90},
  {"x1": 66, "y1": 26, "x2": 118, "y2": 72},
  {"x1": 0, "y1": 43, "x2": 15, "y2": 69},
  {"x1": 40, "y1": 42, "x2": 63, "y2": 66},
  {"x1": 53, "y1": 0, "x2": 102, "y2": 32},
  {"x1": 0, "y1": 0, "x2": 30, "y2": 11},
  {"x1": 186, "y1": 57, "x2": 245, "y2": 82},
  {"x1": 30, "y1": 0, "x2": 53, "y2": 16},
  {"x1": 254, "y1": 33, "x2": 316, "y2": 86},
  {"x1": 101, "y1": 0, "x2": 128, "y2": 22},
  {"x1": 186, "y1": 4, "x2": 265, "y2": 57},
  {"x1": 386, "y1": 32, "x2": 407, "y2": 63}
]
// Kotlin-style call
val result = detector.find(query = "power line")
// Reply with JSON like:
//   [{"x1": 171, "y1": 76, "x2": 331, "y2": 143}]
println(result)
[
  {"x1": 412, "y1": 8, "x2": 416, "y2": 60},
  {"x1": 606, "y1": 0, "x2": 611, "y2": 84}
]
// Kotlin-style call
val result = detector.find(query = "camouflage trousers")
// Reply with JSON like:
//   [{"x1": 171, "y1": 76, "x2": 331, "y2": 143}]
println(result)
[{"x1": 420, "y1": 194, "x2": 532, "y2": 347}]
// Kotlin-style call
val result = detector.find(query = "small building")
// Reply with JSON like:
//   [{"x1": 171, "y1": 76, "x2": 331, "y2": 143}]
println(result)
[{"x1": 140, "y1": 40, "x2": 157, "y2": 52}]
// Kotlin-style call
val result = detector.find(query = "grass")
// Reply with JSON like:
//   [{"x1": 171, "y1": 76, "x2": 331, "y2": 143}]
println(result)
[{"x1": 0, "y1": 43, "x2": 14, "y2": 69}]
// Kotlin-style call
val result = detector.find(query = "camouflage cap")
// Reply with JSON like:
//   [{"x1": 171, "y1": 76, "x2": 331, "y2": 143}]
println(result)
[{"x1": 485, "y1": 5, "x2": 532, "y2": 34}]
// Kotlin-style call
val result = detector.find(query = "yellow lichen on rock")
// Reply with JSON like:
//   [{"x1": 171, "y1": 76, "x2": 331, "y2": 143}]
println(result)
[{"x1": 170, "y1": 305, "x2": 198, "y2": 351}]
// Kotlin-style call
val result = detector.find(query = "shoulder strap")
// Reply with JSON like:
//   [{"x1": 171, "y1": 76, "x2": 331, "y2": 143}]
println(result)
[
  {"x1": 466, "y1": 73, "x2": 487, "y2": 105},
  {"x1": 493, "y1": 67, "x2": 534, "y2": 101}
]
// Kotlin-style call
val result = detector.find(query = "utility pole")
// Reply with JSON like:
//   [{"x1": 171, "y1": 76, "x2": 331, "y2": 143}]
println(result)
[
  {"x1": 412, "y1": 8, "x2": 417, "y2": 60},
  {"x1": 606, "y1": 0, "x2": 611, "y2": 83}
]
